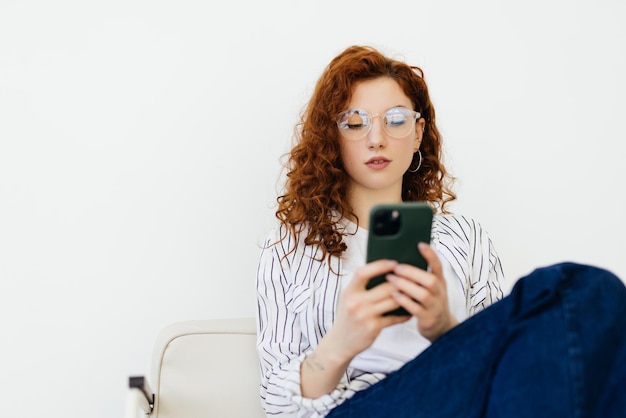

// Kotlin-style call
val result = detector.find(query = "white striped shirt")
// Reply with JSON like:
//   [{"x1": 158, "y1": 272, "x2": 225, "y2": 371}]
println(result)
[{"x1": 256, "y1": 214, "x2": 505, "y2": 417}]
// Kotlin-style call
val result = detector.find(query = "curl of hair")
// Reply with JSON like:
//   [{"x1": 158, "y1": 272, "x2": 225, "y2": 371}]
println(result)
[{"x1": 276, "y1": 45, "x2": 456, "y2": 261}]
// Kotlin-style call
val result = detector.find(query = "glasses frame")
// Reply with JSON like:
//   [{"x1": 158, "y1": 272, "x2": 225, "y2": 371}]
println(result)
[{"x1": 336, "y1": 107, "x2": 421, "y2": 140}]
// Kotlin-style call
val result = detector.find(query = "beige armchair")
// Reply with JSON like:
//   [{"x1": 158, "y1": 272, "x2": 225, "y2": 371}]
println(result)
[{"x1": 125, "y1": 317, "x2": 265, "y2": 417}]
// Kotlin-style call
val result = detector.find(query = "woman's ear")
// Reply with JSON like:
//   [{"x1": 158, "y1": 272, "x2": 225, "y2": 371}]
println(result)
[
  {"x1": 414, "y1": 118, "x2": 426, "y2": 151},
  {"x1": 417, "y1": 117, "x2": 426, "y2": 137}
]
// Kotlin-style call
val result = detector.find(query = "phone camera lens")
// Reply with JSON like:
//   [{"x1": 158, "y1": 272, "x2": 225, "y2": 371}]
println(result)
[{"x1": 373, "y1": 209, "x2": 402, "y2": 236}]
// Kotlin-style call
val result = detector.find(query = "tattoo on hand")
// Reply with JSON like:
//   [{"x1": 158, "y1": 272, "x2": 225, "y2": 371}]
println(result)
[{"x1": 306, "y1": 353, "x2": 325, "y2": 372}]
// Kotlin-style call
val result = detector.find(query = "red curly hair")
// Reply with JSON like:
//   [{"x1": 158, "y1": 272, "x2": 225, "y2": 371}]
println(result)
[{"x1": 276, "y1": 45, "x2": 456, "y2": 260}]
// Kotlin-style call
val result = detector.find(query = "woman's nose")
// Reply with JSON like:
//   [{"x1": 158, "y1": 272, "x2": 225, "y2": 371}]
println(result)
[{"x1": 367, "y1": 118, "x2": 387, "y2": 148}]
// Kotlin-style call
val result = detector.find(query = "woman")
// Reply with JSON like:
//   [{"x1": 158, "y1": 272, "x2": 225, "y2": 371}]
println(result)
[{"x1": 256, "y1": 45, "x2": 626, "y2": 417}]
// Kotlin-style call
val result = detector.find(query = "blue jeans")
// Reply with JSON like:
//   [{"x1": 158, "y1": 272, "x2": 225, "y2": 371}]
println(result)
[{"x1": 327, "y1": 263, "x2": 626, "y2": 418}]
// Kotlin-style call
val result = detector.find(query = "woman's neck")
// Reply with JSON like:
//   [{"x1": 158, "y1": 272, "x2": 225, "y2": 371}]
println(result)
[{"x1": 348, "y1": 190, "x2": 403, "y2": 231}]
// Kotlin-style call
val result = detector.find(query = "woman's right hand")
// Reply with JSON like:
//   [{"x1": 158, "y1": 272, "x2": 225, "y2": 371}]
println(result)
[
  {"x1": 327, "y1": 259, "x2": 412, "y2": 361},
  {"x1": 300, "y1": 259, "x2": 410, "y2": 398}
]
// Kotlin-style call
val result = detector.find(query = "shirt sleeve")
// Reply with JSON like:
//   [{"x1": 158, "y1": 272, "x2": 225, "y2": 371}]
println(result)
[
  {"x1": 432, "y1": 215, "x2": 506, "y2": 317},
  {"x1": 464, "y1": 216, "x2": 506, "y2": 315},
  {"x1": 255, "y1": 226, "x2": 386, "y2": 417}
]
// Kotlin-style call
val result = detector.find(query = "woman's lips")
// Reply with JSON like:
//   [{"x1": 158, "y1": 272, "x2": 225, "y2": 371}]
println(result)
[{"x1": 365, "y1": 157, "x2": 390, "y2": 170}]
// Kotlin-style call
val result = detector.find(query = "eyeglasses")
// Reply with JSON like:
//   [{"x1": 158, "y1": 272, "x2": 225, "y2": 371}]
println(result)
[{"x1": 337, "y1": 107, "x2": 421, "y2": 140}]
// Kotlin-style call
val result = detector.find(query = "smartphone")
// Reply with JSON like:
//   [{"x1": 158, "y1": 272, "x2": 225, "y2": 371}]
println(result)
[{"x1": 365, "y1": 202, "x2": 434, "y2": 316}]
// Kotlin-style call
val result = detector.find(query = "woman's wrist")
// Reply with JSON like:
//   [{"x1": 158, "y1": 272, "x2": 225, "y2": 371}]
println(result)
[
  {"x1": 300, "y1": 332, "x2": 353, "y2": 398},
  {"x1": 432, "y1": 314, "x2": 459, "y2": 342}
]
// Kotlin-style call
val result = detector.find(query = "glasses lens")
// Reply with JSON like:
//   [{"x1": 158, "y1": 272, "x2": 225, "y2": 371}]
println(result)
[
  {"x1": 337, "y1": 108, "x2": 418, "y2": 139},
  {"x1": 383, "y1": 108, "x2": 414, "y2": 138},
  {"x1": 337, "y1": 110, "x2": 370, "y2": 139}
]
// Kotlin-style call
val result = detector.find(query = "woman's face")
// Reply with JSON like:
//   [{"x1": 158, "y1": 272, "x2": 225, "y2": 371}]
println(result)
[{"x1": 339, "y1": 77, "x2": 424, "y2": 201}]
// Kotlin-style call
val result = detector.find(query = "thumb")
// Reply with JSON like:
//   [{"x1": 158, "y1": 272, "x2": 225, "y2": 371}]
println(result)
[
  {"x1": 418, "y1": 242, "x2": 443, "y2": 277},
  {"x1": 349, "y1": 259, "x2": 399, "y2": 290}
]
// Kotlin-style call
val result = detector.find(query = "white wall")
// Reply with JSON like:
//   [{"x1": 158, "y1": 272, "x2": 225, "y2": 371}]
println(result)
[{"x1": 1, "y1": 1, "x2": 624, "y2": 417}]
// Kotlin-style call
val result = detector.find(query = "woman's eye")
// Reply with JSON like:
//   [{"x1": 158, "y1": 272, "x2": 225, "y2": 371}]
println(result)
[
  {"x1": 345, "y1": 113, "x2": 367, "y2": 129},
  {"x1": 386, "y1": 114, "x2": 407, "y2": 126}
]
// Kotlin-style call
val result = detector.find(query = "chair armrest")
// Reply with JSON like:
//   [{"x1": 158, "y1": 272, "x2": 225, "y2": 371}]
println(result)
[{"x1": 125, "y1": 376, "x2": 154, "y2": 417}]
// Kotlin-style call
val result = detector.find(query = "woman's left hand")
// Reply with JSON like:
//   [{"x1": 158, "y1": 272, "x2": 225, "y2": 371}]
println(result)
[{"x1": 386, "y1": 242, "x2": 458, "y2": 341}]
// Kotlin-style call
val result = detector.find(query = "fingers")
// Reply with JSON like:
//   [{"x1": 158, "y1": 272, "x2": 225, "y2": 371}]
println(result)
[
  {"x1": 387, "y1": 274, "x2": 431, "y2": 306},
  {"x1": 341, "y1": 259, "x2": 406, "y2": 317},
  {"x1": 348, "y1": 259, "x2": 398, "y2": 291},
  {"x1": 346, "y1": 247, "x2": 444, "y2": 320},
  {"x1": 387, "y1": 242, "x2": 447, "y2": 309},
  {"x1": 395, "y1": 242, "x2": 444, "y2": 290},
  {"x1": 386, "y1": 243, "x2": 457, "y2": 340},
  {"x1": 363, "y1": 281, "x2": 409, "y2": 317},
  {"x1": 418, "y1": 242, "x2": 442, "y2": 277}
]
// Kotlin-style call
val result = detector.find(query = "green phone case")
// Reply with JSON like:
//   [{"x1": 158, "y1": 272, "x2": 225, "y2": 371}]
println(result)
[{"x1": 365, "y1": 202, "x2": 434, "y2": 315}]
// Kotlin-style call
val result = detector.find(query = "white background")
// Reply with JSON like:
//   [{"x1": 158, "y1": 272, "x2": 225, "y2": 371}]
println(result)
[{"x1": 1, "y1": 1, "x2": 624, "y2": 417}]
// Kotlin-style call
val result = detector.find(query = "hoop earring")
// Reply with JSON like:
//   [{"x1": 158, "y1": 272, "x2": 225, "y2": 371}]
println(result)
[{"x1": 408, "y1": 150, "x2": 422, "y2": 173}]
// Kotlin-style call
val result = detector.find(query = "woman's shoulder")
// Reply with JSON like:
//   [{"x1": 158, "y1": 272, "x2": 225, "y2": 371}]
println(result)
[
  {"x1": 262, "y1": 221, "x2": 305, "y2": 248},
  {"x1": 432, "y1": 213, "x2": 490, "y2": 247},
  {"x1": 260, "y1": 221, "x2": 320, "y2": 261},
  {"x1": 433, "y1": 213, "x2": 483, "y2": 233}
]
